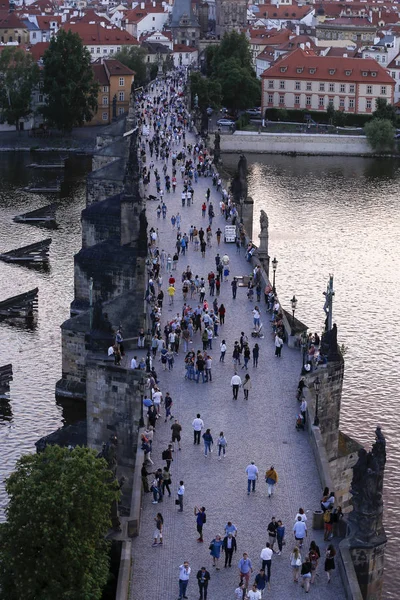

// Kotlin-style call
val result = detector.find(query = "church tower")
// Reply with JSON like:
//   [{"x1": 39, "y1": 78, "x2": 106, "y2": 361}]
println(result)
[
  {"x1": 170, "y1": 0, "x2": 201, "y2": 47},
  {"x1": 215, "y1": 0, "x2": 247, "y2": 38}
]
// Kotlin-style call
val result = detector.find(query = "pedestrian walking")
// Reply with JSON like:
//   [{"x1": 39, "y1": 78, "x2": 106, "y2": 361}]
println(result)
[
  {"x1": 231, "y1": 371, "x2": 242, "y2": 400},
  {"x1": 203, "y1": 428, "x2": 213, "y2": 457},
  {"x1": 222, "y1": 533, "x2": 237, "y2": 567},
  {"x1": 178, "y1": 561, "x2": 191, "y2": 599},
  {"x1": 152, "y1": 512, "x2": 163, "y2": 546},
  {"x1": 217, "y1": 431, "x2": 227, "y2": 459},
  {"x1": 246, "y1": 461, "x2": 259, "y2": 494},
  {"x1": 192, "y1": 413, "x2": 204, "y2": 444},
  {"x1": 238, "y1": 552, "x2": 253, "y2": 589},
  {"x1": 267, "y1": 517, "x2": 278, "y2": 550},
  {"x1": 274, "y1": 333, "x2": 283, "y2": 357},
  {"x1": 252, "y1": 343, "x2": 259, "y2": 367},
  {"x1": 260, "y1": 543, "x2": 273, "y2": 581},
  {"x1": 218, "y1": 303, "x2": 226, "y2": 324},
  {"x1": 220, "y1": 339, "x2": 227, "y2": 362},
  {"x1": 162, "y1": 466, "x2": 172, "y2": 497},
  {"x1": 162, "y1": 444, "x2": 173, "y2": 470},
  {"x1": 254, "y1": 569, "x2": 269, "y2": 595},
  {"x1": 171, "y1": 419, "x2": 182, "y2": 450},
  {"x1": 248, "y1": 583, "x2": 262, "y2": 600},
  {"x1": 309, "y1": 541, "x2": 320, "y2": 583},
  {"x1": 209, "y1": 534, "x2": 223, "y2": 569},
  {"x1": 276, "y1": 520, "x2": 285, "y2": 555},
  {"x1": 290, "y1": 546, "x2": 302, "y2": 582},
  {"x1": 234, "y1": 583, "x2": 247, "y2": 599},
  {"x1": 225, "y1": 521, "x2": 238, "y2": 537},
  {"x1": 196, "y1": 567, "x2": 211, "y2": 600},
  {"x1": 231, "y1": 277, "x2": 238, "y2": 299},
  {"x1": 325, "y1": 544, "x2": 336, "y2": 583},
  {"x1": 177, "y1": 480, "x2": 185, "y2": 512},
  {"x1": 243, "y1": 374, "x2": 252, "y2": 400},
  {"x1": 164, "y1": 392, "x2": 174, "y2": 421},
  {"x1": 265, "y1": 466, "x2": 278, "y2": 498},
  {"x1": 300, "y1": 555, "x2": 312, "y2": 592},
  {"x1": 293, "y1": 516, "x2": 307, "y2": 548},
  {"x1": 195, "y1": 506, "x2": 207, "y2": 542}
]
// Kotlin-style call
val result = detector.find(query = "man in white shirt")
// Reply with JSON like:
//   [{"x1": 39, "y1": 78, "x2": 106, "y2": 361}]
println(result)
[
  {"x1": 130, "y1": 356, "x2": 138, "y2": 369},
  {"x1": 246, "y1": 461, "x2": 259, "y2": 495},
  {"x1": 178, "y1": 560, "x2": 190, "y2": 599},
  {"x1": 192, "y1": 413, "x2": 204, "y2": 445},
  {"x1": 293, "y1": 516, "x2": 307, "y2": 547},
  {"x1": 231, "y1": 372, "x2": 242, "y2": 400},
  {"x1": 152, "y1": 388, "x2": 163, "y2": 415},
  {"x1": 248, "y1": 584, "x2": 262, "y2": 600},
  {"x1": 260, "y1": 543, "x2": 273, "y2": 581},
  {"x1": 177, "y1": 481, "x2": 185, "y2": 513},
  {"x1": 274, "y1": 334, "x2": 283, "y2": 358}
]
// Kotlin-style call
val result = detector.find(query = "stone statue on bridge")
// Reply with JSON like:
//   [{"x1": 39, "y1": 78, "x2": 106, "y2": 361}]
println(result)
[{"x1": 231, "y1": 154, "x2": 248, "y2": 204}]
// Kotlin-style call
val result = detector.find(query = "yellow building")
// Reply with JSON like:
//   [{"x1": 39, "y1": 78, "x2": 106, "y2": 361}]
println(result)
[
  {"x1": 90, "y1": 59, "x2": 135, "y2": 125},
  {"x1": 0, "y1": 12, "x2": 29, "y2": 44}
]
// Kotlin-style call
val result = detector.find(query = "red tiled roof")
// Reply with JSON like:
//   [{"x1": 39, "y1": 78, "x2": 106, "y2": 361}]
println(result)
[
  {"x1": 325, "y1": 46, "x2": 358, "y2": 58},
  {"x1": 76, "y1": 10, "x2": 109, "y2": 23},
  {"x1": 104, "y1": 58, "x2": 135, "y2": 76},
  {"x1": 28, "y1": 41, "x2": 50, "y2": 61},
  {"x1": 92, "y1": 63, "x2": 109, "y2": 85},
  {"x1": 36, "y1": 15, "x2": 61, "y2": 29},
  {"x1": 173, "y1": 44, "x2": 197, "y2": 52},
  {"x1": 0, "y1": 12, "x2": 24, "y2": 28},
  {"x1": 253, "y1": 4, "x2": 314, "y2": 20},
  {"x1": 62, "y1": 23, "x2": 139, "y2": 45},
  {"x1": 260, "y1": 47, "x2": 395, "y2": 84}
]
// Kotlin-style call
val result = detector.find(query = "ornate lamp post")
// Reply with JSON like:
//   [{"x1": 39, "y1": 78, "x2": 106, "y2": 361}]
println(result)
[
  {"x1": 272, "y1": 257, "x2": 278, "y2": 294},
  {"x1": 290, "y1": 294, "x2": 297, "y2": 335},
  {"x1": 313, "y1": 376, "x2": 321, "y2": 427}
]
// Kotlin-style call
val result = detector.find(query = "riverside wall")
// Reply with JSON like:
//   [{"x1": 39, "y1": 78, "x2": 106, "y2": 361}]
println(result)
[{"x1": 220, "y1": 131, "x2": 375, "y2": 156}]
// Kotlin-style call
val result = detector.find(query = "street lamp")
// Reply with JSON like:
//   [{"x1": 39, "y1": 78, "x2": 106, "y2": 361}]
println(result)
[
  {"x1": 313, "y1": 376, "x2": 321, "y2": 427},
  {"x1": 272, "y1": 257, "x2": 278, "y2": 294},
  {"x1": 290, "y1": 294, "x2": 297, "y2": 335}
]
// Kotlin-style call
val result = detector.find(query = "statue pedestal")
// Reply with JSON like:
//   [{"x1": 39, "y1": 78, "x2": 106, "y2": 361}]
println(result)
[
  {"x1": 350, "y1": 535, "x2": 387, "y2": 600},
  {"x1": 288, "y1": 334, "x2": 296, "y2": 349}
]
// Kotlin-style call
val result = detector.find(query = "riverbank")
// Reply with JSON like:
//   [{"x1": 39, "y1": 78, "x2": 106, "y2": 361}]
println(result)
[
  {"x1": 0, "y1": 126, "x2": 106, "y2": 154},
  {"x1": 219, "y1": 131, "x2": 398, "y2": 157}
]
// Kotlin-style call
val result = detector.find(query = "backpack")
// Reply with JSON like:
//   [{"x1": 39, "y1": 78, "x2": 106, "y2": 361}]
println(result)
[
  {"x1": 162, "y1": 450, "x2": 169, "y2": 460},
  {"x1": 323, "y1": 510, "x2": 331, "y2": 523},
  {"x1": 202, "y1": 512, "x2": 207, "y2": 524}
]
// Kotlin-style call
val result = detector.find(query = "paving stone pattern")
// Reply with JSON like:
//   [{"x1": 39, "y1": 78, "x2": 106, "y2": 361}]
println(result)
[{"x1": 130, "y1": 97, "x2": 346, "y2": 600}]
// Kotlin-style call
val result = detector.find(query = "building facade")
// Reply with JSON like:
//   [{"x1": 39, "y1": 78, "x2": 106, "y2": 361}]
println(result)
[
  {"x1": 215, "y1": 0, "x2": 247, "y2": 39},
  {"x1": 261, "y1": 48, "x2": 394, "y2": 115},
  {"x1": 90, "y1": 59, "x2": 135, "y2": 125}
]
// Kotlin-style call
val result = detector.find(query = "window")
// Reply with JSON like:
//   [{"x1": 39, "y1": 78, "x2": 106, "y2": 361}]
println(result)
[
  {"x1": 306, "y1": 95, "x2": 311, "y2": 106},
  {"x1": 280, "y1": 66, "x2": 287, "y2": 72},
  {"x1": 398, "y1": 84, "x2": 400, "y2": 92},
  {"x1": 381, "y1": 56, "x2": 386, "y2": 63},
  {"x1": 339, "y1": 98, "x2": 345, "y2": 108},
  {"x1": 103, "y1": 49, "x2": 107, "y2": 54},
  {"x1": 102, "y1": 112, "x2": 108, "y2": 121},
  {"x1": 97, "y1": 47, "x2": 100, "y2": 54},
  {"x1": 33, "y1": 32, "x2": 36, "y2": 39},
  {"x1": 349, "y1": 84, "x2": 355, "y2": 93},
  {"x1": 329, "y1": 83, "x2": 334, "y2": 92},
  {"x1": 392, "y1": 71, "x2": 396, "y2": 79},
  {"x1": 319, "y1": 83, "x2": 325, "y2": 91},
  {"x1": 295, "y1": 94, "x2": 300, "y2": 104},
  {"x1": 90, "y1": 47, "x2": 94, "y2": 53},
  {"x1": 366, "y1": 99, "x2": 372, "y2": 109},
  {"x1": 279, "y1": 94, "x2": 284, "y2": 104},
  {"x1": 349, "y1": 98, "x2": 354, "y2": 109},
  {"x1": 268, "y1": 93, "x2": 273, "y2": 103},
  {"x1": 295, "y1": 81, "x2": 300, "y2": 90},
  {"x1": 118, "y1": 91, "x2": 125, "y2": 101},
  {"x1": 279, "y1": 80, "x2": 285, "y2": 89},
  {"x1": 329, "y1": 69, "x2": 335, "y2": 75},
  {"x1": 309, "y1": 68, "x2": 316, "y2": 74},
  {"x1": 306, "y1": 82, "x2": 311, "y2": 91},
  {"x1": 118, "y1": 107, "x2": 125, "y2": 115},
  {"x1": 152, "y1": 16, "x2": 155, "y2": 20},
  {"x1": 381, "y1": 86, "x2": 386, "y2": 95},
  {"x1": 268, "y1": 80, "x2": 274, "y2": 89},
  {"x1": 367, "y1": 85, "x2": 372, "y2": 94},
  {"x1": 345, "y1": 70, "x2": 351, "y2": 76},
  {"x1": 119, "y1": 77, "x2": 125, "y2": 86},
  {"x1": 38, "y1": 94, "x2": 43, "y2": 103},
  {"x1": 371, "y1": 72, "x2": 377, "y2": 77},
  {"x1": 319, "y1": 96, "x2": 324, "y2": 107},
  {"x1": 185, "y1": 53, "x2": 189, "y2": 59},
  {"x1": 362, "y1": 71, "x2": 368, "y2": 76},
  {"x1": 117, "y1": 46, "x2": 121, "y2": 52},
  {"x1": 103, "y1": 86, "x2": 108, "y2": 92},
  {"x1": 110, "y1": 48, "x2": 114, "y2": 54},
  {"x1": 296, "y1": 67, "x2": 303, "y2": 73},
  {"x1": 103, "y1": 96, "x2": 108, "y2": 106},
  {"x1": 340, "y1": 84, "x2": 345, "y2": 93}
]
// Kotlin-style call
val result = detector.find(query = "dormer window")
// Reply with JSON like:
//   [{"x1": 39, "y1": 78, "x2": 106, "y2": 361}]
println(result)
[
  {"x1": 280, "y1": 66, "x2": 287, "y2": 72},
  {"x1": 296, "y1": 67, "x2": 303, "y2": 73},
  {"x1": 345, "y1": 70, "x2": 352, "y2": 76},
  {"x1": 329, "y1": 69, "x2": 335, "y2": 75},
  {"x1": 309, "y1": 68, "x2": 316, "y2": 74},
  {"x1": 371, "y1": 71, "x2": 377, "y2": 77},
  {"x1": 362, "y1": 71, "x2": 368, "y2": 76}
]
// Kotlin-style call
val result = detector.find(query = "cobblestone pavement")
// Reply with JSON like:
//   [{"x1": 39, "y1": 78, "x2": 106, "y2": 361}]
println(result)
[{"x1": 130, "y1": 109, "x2": 346, "y2": 600}]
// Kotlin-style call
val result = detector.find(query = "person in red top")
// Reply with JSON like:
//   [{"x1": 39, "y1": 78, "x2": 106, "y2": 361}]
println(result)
[{"x1": 169, "y1": 276, "x2": 175, "y2": 286}]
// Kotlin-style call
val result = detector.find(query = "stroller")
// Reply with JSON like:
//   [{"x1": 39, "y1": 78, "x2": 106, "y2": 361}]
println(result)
[
  {"x1": 251, "y1": 322, "x2": 264, "y2": 338},
  {"x1": 296, "y1": 413, "x2": 305, "y2": 431}
]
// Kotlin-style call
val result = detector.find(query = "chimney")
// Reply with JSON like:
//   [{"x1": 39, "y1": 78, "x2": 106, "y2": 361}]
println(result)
[
  {"x1": 295, "y1": 23, "x2": 300, "y2": 35},
  {"x1": 300, "y1": 42, "x2": 304, "y2": 49}
]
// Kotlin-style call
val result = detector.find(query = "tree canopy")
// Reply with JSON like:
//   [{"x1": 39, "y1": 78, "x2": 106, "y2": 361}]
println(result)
[
  {"x1": 0, "y1": 47, "x2": 39, "y2": 129},
  {"x1": 364, "y1": 118, "x2": 395, "y2": 152},
  {"x1": 204, "y1": 31, "x2": 261, "y2": 112},
  {"x1": 190, "y1": 71, "x2": 222, "y2": 111},
  {"x1": 114, "y1": 46, "x2": 147, "y2": 87},
  {"x1": 0, "y1": 445, "x2": 120, "y2": 600},
  {"x1": 41, "y1": 30, "x2": 99, "y2": 131},
  {"x1": 372, "y1": 98, "x2": 398, "y2": 124}
]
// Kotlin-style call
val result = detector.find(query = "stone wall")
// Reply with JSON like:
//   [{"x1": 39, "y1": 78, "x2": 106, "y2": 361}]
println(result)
[
  {"x1": 81, "y1": 194, "x2": 122, "y2": 249},
  {"x1": 60, "y1": 327, "x2": 87, "y2": 384},
  {"x1": 86, "y1": 362, "x2": 142, "y2": 468},
  {"x1": 220, "y1": 131, "x2": 374, "y2": 156}
]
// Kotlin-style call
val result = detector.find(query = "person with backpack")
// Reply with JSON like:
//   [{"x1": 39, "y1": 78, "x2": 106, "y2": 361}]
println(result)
[
  {"x1": 309, "y1": 540, "x2": 320, "y2": 583},
  {"x1": 195, "y1": 506, "x2": 207, "y2": 542},
  {"x1": 162, "y1": 444, "x2": 173, "y2": 470},
  {"x1": 323, "y1": 508, "x2": 333, "y2": 540},
  {"x1": 265, "y1": 467, "x2": 278, "y2": 498}
]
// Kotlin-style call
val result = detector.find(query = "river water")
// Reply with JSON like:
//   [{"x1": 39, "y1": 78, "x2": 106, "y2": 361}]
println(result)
[
  {"x1": 224, "y1": 152, "x2": 399, "y2": 596},
  {"x1": 0, "y1": 152, "x2": 89, "y2": 513},
  {"x1": 0, "y1": 152, "x2": 398, "y2": 593}
]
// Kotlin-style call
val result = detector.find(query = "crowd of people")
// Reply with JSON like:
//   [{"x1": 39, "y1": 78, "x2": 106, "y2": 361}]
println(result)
[{"x1": 129, "y1": 71, "x2": 341, "y2": 600}]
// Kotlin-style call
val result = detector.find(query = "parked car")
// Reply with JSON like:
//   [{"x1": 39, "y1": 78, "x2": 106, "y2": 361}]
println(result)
[
  {"x1": 246, "y1": 108, "x2": 262, "y2": 117},
  {"x1": 217, "y1": 118, "x2": 235, "y2": 127},
  {"x1": 206, "y1": 107, "x2": 213, "y2": 116}
]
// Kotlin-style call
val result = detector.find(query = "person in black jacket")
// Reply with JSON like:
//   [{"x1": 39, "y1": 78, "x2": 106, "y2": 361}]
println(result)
[
  {"x1": 196, "y1": 567, "x2": 211, "y2": 600},
  {"x1": 222, "y1": 533, "x2": 237, "y2": 567}
]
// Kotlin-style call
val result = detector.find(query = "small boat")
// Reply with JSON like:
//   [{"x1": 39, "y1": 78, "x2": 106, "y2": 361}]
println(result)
[
  {"x1": 0, "y1": 287, "x2": 38, "y2": 318},
  {"x1": 0, "y1": 238, "x2": 52, "y2": 264},
  {"x1": 14, "y1": 203, "x2": 57, "y2": 228}
]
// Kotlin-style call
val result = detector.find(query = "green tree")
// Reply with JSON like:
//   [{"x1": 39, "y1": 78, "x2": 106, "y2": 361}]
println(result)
[
  {"x1": 0, "y1": 47, "x2": 39, "y2": 129},
  {"x1": 114, "y1": 46, "x2": 147, "y2": 87},
  {"x1": 372, "y1": 98, "x2": 397, "y2": 124},
  {"x1": 0, "y1": 445, "x2": 120, "y2": 600},
  {"x1": 364, "y1": 118, "x2": 395, "y2": 151},
  {"x1": 41, "y1": 30, "x2": 99, "y2": 131},
  {"x1": 190, "y1": 71, "x2": 222, "y2": 110}
]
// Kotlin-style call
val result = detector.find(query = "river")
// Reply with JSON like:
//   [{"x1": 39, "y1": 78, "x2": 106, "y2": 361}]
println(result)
[{"x1": 223, "y1": 153, "x2": 399, "y2": 597}]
